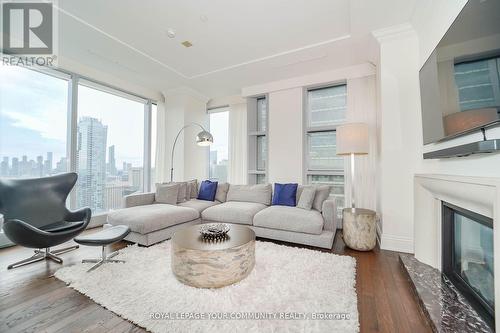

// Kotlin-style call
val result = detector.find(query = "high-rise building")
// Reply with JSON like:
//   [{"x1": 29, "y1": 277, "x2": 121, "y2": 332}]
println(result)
[
  {"x1": 44, "y1": 152, "x2": 53, "y2": 175},
  {"x1": 55, "y1": 157, "x2": 67, "y2": 173},
  {"x1": 1, "y1": 157, "x2": 8, "y2": 176},
  {"x1": 104, "y1": 183, "x2": 124, "y2": 210},
  {"x1": 107, "y1": 145, "x2": 117, "y2": 175},
  {"x1": 20, "y1": 155, "x2": 28, "y2": 176},
  {"x1": 129, "y1": 167, "x2": 143, "y2": 190},
  {"x1": 76, "y1": 117, "x2": 108, "y2": 212},
  {"x1": 36, "y1": 155, "x2": 43, "y2": 177},
  {"x1": 11, "y1": 157, "x2": 19, "y2": 176}
]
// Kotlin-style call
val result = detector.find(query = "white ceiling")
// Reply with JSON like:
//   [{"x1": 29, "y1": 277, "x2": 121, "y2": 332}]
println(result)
[{"x1": 57, "y1": 0, "x2": 418, "y2": 99}]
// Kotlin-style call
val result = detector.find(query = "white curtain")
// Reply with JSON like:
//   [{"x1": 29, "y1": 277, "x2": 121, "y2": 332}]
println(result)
[
  {"x1": 228, "y1": 102, "x2": 247, "y2": 184},
  {"x1": 154, "y1": 98, "x2": 169, "y2": 184},
  {"x1": 345, "y1": 75, "x2": 377, "y2": 211}
]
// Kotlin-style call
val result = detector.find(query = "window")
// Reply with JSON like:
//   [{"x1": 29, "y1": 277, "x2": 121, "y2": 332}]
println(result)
[
  {"x1": 0, "y1": 64, "x2": 156, "y2": 218},
  {"x1": 257, "y1": 97, "x2": 267, "y2": 132},
  {"x1": 151, "y1": 103, "x2": 158, "y2": 190},
  {"x1": 76, "y1": 83, "x2": 145, "y2": 213},
  {"x1": 209, "y1": 109, "x2": 229, "y2": 182},
  {"x1": 454, "y1": 56, "x2": 500, "y2": 111},
  {"x1": 248, "y1": 96, "x2": 268, "y2": 184},
  {"x1": 305, "y1": 85, "x2": 347, "y2": 218},
  {"x1": 0, "y1": 66, "x2": 68, "y2": 179}
]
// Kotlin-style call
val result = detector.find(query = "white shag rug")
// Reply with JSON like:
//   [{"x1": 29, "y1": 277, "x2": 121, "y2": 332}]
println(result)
[{"x1": 55, "y1": 241, "x2": 358, "y2": 333}]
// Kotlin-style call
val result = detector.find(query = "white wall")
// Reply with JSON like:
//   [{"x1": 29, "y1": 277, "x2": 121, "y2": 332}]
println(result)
[
  {"x1": 267, "y1": 88, "x2": 304, "y2": 184},
  {"x1": 162, "y1": 87, "x2": 209, "y2": 183},
  {"x1": 374, "y1": 24, "x2": 422, "y2": 253}
]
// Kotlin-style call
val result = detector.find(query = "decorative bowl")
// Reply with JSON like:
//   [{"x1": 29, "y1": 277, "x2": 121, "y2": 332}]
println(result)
[{"x1": 199, "y1": 223, "x2": 230, "y2": 241}]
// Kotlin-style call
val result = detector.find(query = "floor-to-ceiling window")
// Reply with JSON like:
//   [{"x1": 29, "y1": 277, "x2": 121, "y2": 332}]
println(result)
[
  {"x1": 0, "y1": 65, "x2": 70, "y2": 247},
  {"x1": 208, "y1": 108, "x2": 229, "y2": 182},
  {"x1": 0, "y1": 64, "x2": 156, "y2": 218},
  {"x1": 76, "y1": 82, "x2": 146, "y2": 213},
  {"x1": 151, "y1": 103, "x2": 157, "y2": 190},
  {"x1": 305, "y1": 84, "x2": 347, "y2": 218},
  {"x1": 0, "y1": 66, "x2": 69, "y2": 179}
]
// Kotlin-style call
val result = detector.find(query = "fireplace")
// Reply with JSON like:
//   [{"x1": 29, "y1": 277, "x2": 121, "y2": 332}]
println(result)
[{"x1": 442, "y1": 201, "x2": 495, "y2": 328}]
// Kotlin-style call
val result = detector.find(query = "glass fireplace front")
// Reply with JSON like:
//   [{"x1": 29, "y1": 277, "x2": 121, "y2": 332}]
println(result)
[{"x1": 442, "y1": 202, "x2": 495, "y2": 328}]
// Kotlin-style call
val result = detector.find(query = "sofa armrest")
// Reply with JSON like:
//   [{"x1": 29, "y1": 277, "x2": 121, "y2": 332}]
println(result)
[
  {"x1": 322, "y1": 199, "x2": 338, "y2": 231},
  {"x1": 123, "y1": 192, "x2": 155, "y2": 208}
]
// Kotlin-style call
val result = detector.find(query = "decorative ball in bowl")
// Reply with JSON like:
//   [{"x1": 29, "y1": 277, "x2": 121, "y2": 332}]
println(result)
[{"x1": 199, "y1": 223, "x2": 230, "y2": 241}]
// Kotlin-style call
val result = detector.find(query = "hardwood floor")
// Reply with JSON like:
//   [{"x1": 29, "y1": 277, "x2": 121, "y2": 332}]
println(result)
[{"x1": 0, "y1": 228, "x2": 431, "y2": 333}]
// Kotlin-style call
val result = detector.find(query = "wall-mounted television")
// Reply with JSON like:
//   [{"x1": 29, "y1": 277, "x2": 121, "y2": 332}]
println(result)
[{"x1": 419, "y1": 0, "x2": 500, "y2": 148}]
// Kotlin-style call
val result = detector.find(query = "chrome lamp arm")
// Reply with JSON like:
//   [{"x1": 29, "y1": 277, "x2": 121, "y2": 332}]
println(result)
[{"x1": 170, "y1": 122, "x2": 211, "y2": 182}]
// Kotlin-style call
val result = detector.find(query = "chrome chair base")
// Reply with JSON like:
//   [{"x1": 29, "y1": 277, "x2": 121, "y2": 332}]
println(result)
[
  {"x1": 7, "y1": 245, "x2": 79, "y2": 269},
  {"x1": 82, "y1": 246, "x2": 125, "y2": 272}
]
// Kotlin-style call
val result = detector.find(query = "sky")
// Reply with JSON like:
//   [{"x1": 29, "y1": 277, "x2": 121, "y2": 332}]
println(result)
[
  {"x1": 0, "y1": 65, "x2": 147, "y2": 168},
  {"x1": 209, "y1": 110, "x2": 228, "y2": 163}
]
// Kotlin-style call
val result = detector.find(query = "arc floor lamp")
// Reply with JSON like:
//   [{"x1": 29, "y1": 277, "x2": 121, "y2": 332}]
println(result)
[{"x1": 170, "y1": 122, "x2": 213, "y2": 181}]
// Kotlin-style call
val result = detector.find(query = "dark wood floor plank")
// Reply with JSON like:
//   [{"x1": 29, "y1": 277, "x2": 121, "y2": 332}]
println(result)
[{"x1": 0, "y1": 228, "x2": 431, "y2": 333}]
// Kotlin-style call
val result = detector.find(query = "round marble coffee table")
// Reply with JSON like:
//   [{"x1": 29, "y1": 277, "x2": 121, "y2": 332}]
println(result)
[{"x1": 171, "y1": 224, "x2": 255, "y2": 288}]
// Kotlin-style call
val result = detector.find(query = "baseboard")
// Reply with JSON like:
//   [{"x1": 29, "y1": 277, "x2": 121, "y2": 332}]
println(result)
[{"x1": 380, "y1": 234, "x2": 414, "y2": 253}]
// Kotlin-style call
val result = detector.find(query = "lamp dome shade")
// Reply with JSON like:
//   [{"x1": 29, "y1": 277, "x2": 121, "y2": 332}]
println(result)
[
  {"x1": 336, "y1": 123, "x2": 369, "y2": 155},
  {"x1": 196, "y1": 130, "x2": 213, "y2": 146}
]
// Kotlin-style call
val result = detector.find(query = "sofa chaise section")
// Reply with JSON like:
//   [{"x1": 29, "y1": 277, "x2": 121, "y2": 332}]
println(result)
[{"x1": 107, "y1": 192, "x2": 203, "y2": 246}]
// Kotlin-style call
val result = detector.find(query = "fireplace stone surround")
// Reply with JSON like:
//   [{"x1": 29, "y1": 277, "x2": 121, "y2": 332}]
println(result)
[{"x1": 413, "y1": 174, "x2": 500, "y2": 331}]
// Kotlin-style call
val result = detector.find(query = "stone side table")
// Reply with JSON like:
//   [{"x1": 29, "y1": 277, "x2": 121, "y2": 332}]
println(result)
[{"x1": 342, "y1": 208, "x2": 377, "y2": 251}]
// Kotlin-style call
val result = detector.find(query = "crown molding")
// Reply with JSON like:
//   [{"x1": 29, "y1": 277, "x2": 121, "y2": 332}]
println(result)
[
  {"x1": 372, "y1": 23, "x2": 416, "y2": 43},
  {"x1": 242, "y1": 62, "x2": 376, "y2": 97}
]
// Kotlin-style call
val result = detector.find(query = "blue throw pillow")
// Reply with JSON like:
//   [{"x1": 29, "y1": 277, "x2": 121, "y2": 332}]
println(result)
[
  {"x1": 272, "y1": 183, "x2": 298, "y2": 207},
  {"x1": 197, "y1": 180, "x2": 218, "y2": 201}
]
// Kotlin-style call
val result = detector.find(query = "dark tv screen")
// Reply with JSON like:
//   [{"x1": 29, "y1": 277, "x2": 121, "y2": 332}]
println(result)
[{"x1": 419, "y1": 0, "x2": 500, "y2": 144}]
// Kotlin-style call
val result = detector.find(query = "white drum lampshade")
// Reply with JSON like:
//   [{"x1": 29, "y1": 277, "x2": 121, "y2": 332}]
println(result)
[
  {"x1": 336, "y1": 123, "x2": 369, "y2": 155},
  {"x1": 336, "y1": 122, "x2": 369, "y2": 210}
]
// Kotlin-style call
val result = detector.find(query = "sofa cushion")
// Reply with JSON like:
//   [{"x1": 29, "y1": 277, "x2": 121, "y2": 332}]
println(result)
[
  {"x1": 179, "y1": 199, "x2": 219, "y2": 213},
  {"x1": 272, "y1": 183, "x2": 298, "y2": 207},
  {"x1": 313, "y1": 185, "x2": 331, "y2": 212},
  {"x1": 187, "y1": 179, "x2": 198, "y2": 199},
  {"x1": 253, "y1": 206, "x2": 324, "y2": 235},
  {"x1": 198, "y1": 180, "x2": 218, "y2": 201},
  {"x1": 202, "y1": 201, "x2": 267, "y2": 225},
  {"x1": 155, "y1": 183, "x2": 179, "y2": 205},
  {"x1": 297, "y1": 186, "x2": 316, "y2": 210},
  {"x1": 215, "y1": 182, "x2": 230, "y2": 202},
  {"x1": 107, "y1": 204, "x2": 199, "y2": 234},
  {"x1": 226, "y1": 184, "x2": 272, "y2": 205}
]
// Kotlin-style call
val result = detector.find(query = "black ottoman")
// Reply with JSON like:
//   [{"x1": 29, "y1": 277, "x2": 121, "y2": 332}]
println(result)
[{"x1": 74, "y1": 225, "x2": 130, "y2": 272}]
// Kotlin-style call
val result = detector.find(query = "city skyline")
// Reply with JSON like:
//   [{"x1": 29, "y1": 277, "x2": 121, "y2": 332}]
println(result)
[{"x1": 1, "y1": 65, "x2": 146, "y2": 169}]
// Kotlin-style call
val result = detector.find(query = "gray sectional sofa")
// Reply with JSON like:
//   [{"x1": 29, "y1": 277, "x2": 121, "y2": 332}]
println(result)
[{"x1": 107, "y1": 183, "x2": 338, "y2": 249}]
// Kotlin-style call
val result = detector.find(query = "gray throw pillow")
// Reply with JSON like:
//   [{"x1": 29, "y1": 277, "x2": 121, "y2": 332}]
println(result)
[
  {"x1": 186, "y1": 179, "x2": 198, "y2": 199},
  {"x1": 176, "y1": 182, "x2": 187, "y2": 203},
  {"x1": 155, "y1": 183, "x2": 179, "y2": 205},
  {"x1": 297, "y1": 186, "x2": 316, "y2": 210},
  {"x1": 313, "y1": 185, "x2": 331, "y2": 212},
  {"x1": 215, "y1": 183, "x2": 229, "y2": 202}
]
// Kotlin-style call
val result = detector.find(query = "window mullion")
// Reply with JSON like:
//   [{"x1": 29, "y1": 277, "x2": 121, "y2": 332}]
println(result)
[
  {"x1": 67, "y1": 74, "x2": 79, "y2": 209},
  {"x1": 143, "y1": 101, "x2": 152, "y2": 192}
]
